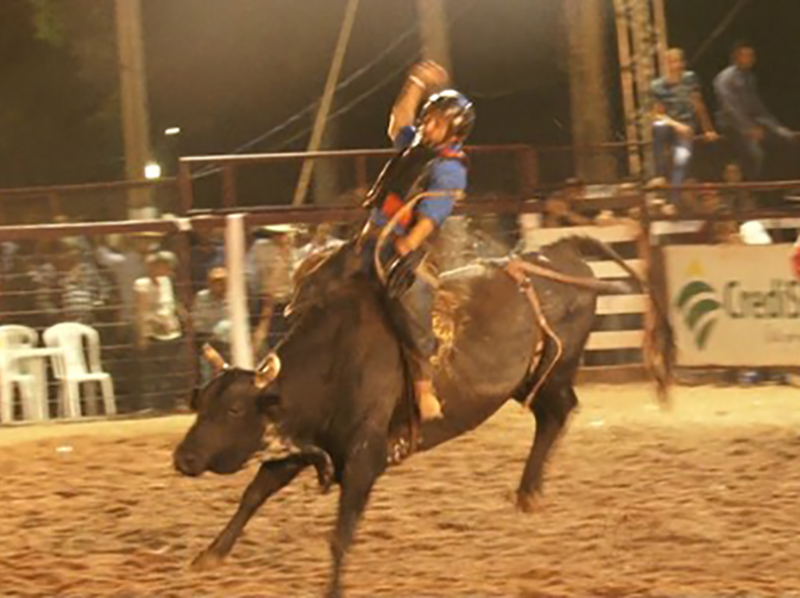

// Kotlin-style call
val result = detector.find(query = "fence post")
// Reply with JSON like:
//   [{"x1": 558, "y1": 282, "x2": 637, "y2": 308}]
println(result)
[
  {"x1": 517, "y1": 147, "x2": 540, "y2": 198},
  {"x1": 355, "y1": 155, "x2": 368, "y2": 193},
  {"x1": 178, "y1": 160, "x2": 194, "y2": 215},
  {"x1": 222, "y1": 165, "x2": 238, "y2": 209},
  {"x1": 175, "y1": 228, "x2": 197, "y2": 393},
  {"x1": 225, "y1": 214, "x2": 254, "y2": 369}
]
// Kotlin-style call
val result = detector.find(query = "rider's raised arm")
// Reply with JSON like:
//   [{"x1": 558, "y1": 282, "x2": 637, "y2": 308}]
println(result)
[{"x1": 388, "y1": 61, "x2": 449, "y2": 144}]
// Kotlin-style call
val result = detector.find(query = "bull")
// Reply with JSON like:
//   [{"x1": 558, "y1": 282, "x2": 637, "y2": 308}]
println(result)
[{"x1": 174, "y1": 236, "x2": 673, "y2": 597}]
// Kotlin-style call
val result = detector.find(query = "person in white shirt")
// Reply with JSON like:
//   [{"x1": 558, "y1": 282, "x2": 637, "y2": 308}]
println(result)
[{"x1": 133, "y1": 251, "x2": 184, "y2": 410}]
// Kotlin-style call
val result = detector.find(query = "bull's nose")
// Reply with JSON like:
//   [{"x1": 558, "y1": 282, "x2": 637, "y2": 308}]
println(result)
[{"x1": 174, "y1": 450, "x2": 203, "y2": 477}]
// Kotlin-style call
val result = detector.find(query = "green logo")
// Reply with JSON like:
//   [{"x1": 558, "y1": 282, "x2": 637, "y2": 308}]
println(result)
[{"x1": 675, "y1": 280, "x2": 721, "y2": 349}]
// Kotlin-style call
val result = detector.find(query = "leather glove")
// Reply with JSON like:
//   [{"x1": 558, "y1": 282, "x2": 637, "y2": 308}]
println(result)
[{"x1": 385, "y1": 249, "x2": 424, "y2": 298}]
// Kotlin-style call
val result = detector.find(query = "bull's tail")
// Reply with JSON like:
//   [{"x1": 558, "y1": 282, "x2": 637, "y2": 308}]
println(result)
[{"x1": 568, "y1": 235, "x2": 675, "y2": 405}]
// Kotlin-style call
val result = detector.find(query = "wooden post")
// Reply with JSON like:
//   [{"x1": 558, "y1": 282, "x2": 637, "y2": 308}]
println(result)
[
  {"x1": 613, "y1": 0, "x2": 642, "y2": 178},
  {"x1": 178, "y1": 161, "x2": 194, "y2": 214},
  {"x1": 631, "y1": 0, "x2": 655, "y2": 176},
  {"x1": 415, "y1": 0, "x2": 454, "y2": 75},
  {"x1": 354, "y1": 155, "x2": 368, "y2": 193},
  {"x1": 115, "y1": 0, "x2": 153, "y2": 216},
  {"x1": 222, "y1": 165, "x2": 237, "y2": 209},
  {"x1": 565, "y1": 0, "x2": 617, "y2": 182},
  {"x1": 293, "y1": 0, "x2": 360, "y2": 206},
  {"x1": 517, "y1": 147, "x2": 540, "y2": 198},
  {"x1": 652, "y1": 0, "x2": 668, "y2": 77}
]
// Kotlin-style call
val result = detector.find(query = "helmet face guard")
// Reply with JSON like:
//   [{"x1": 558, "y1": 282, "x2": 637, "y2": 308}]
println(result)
[{"x1": 418, "y1": 90, "x2": 475, "y2": 143}]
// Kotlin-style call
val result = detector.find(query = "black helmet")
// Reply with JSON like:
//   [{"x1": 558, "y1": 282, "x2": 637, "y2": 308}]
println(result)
[{"x1": 418, "y1": 89, "x2": 475, "y2": 142}]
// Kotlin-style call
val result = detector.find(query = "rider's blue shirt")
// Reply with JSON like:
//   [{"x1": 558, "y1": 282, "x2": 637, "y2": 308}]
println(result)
[{"x1": 369, "y1": 125, "x2": 468, "y2": 233}]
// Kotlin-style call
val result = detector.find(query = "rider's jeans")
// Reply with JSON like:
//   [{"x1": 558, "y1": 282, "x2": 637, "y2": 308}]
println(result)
[{"x1": 388, "y1": 276, "x2": 436, "y2": 379}]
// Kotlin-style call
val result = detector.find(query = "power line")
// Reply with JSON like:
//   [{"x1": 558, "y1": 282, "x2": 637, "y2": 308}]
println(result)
[
  {"x1": 690, "y1": 0, "x2": 753, "y2": 65},
  {"x1": 192, "y1": 1, "x2": 475, "y2": 180},
  {"x1": 207, "y1": 22, "x2": 420, "y2": 159}
]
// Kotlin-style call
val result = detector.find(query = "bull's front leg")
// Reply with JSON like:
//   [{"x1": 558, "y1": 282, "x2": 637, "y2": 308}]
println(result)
[
  {"x1": 191, "y1": 454, "x2": 310, "y2": 571},
  {"x1": 327, "y1": 429, "x2": 387, "y2": 598}
]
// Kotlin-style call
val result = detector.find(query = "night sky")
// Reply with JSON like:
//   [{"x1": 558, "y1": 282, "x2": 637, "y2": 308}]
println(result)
[{"x1": 1, "y1": 0, "x2": 800, "y2": 200}]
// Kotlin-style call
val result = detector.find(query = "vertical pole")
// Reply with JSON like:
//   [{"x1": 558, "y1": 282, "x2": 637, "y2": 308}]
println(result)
[
  {"x1": 652, "y1": 0, "x2": 668, "y2": 76},
  {"x1": 565, "y1": 0, "x2": 617, "y2": 182},
  {"x1": 631, "y1": 0, "x2": 655, "y2": 176},
  {"x1": 354, "y1": 155, "x2": 368, "y2": 192},
  {"x1": 415, "y1": 0, "x2": 454, "y2": 75},
  {"x1": 178, "y1": 161, "x2": 194, "y2": 215},
  {"x1": 517, "y1": 147, "x2": 540, "y2": 198},
  {"x1": 613, "y1": 0, "x2": 642, "y2": 177},
  {"x1": 115, "y1": 0, "x2": 153, "y2": 217},
  {"x1": 225, "y1": 214, "x2": 253, "y2": 369},
  {"x1": 293, "y1": 0, "x2": 360, "y2": 206},
  {"x1": 222, "y1": 165, "x2": 237, "y2": 209}
]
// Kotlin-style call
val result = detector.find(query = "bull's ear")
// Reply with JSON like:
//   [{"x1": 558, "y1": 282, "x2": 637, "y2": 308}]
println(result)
[{"x1": 256, "y1": 392, "x2": 281, "y2": 415}]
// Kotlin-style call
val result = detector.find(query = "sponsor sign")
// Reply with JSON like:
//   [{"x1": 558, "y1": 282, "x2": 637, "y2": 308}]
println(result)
[{"x1": 665, "y1": 244, "x2": 800, "y2": 366}]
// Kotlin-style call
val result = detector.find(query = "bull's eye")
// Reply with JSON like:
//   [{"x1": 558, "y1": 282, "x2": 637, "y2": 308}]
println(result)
[{"x1": 228, "y1": 402, "x2": 246, "y2": 417}]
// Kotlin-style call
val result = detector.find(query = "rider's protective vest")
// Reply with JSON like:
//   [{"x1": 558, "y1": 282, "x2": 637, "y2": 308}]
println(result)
[{"x1": 367, "y1": 142, "x2": 468, "y2": 232}]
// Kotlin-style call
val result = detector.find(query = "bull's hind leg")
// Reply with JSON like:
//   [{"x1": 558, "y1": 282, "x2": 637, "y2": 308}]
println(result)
[
  {"x1": 327, "y1": 429, "x2": 387, "y2": 598},
  {"x1": 516, "y1": 384, "x2": 577, "y2": 513},
  {"x1": 191, "y1": 454, "x2": 310, "y2": 571}
]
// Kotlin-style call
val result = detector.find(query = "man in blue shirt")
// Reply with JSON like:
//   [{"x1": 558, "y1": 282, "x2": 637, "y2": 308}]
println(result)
[
  {"x1": 651, "y1": 48, "x2": 717, "y2": 200},
  {"x1": 361, "y1": 60, "x2": 474, "y2": 420},
  {"x1": 715, "y1": 41, "x2": 795, "y2": 181}
]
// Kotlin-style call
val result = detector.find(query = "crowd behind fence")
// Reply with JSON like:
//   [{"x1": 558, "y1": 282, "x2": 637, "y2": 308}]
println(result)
[
  {"x1": 0, "y1": 192, "x2": 767, "y2": 424},
  {"x1": 2, "y1": 138, "x2": 800, "y2": 424}
]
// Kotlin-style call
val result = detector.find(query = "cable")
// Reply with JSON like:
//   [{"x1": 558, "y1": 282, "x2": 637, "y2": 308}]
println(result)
[
  {"x1": 192, "y1": 1, "x2": 475, "y2": 179},
  {"x1": 690, "y1": 0, "x2": 753, "y2": 65},
  {"x1": 199, "y1": 21, "x2": 420, "y2": 163}
]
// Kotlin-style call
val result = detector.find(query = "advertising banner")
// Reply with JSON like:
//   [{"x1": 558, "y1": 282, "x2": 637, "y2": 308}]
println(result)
[{"x1": 665, "y1": 244, "x2": 800, "y2": 366}]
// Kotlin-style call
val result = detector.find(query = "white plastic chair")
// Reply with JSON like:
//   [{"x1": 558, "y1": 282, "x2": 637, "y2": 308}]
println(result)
[
  {"x1": 43, "y1": 322, "x2": 116, "y2": 418},
  {"x1": 0, "y1": 325, "x2": 47, "y2": 423}
]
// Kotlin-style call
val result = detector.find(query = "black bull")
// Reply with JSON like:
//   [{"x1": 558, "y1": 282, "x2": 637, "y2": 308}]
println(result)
[{"x1": 174, "y1": 236, "x2": 673, "y2": 597}]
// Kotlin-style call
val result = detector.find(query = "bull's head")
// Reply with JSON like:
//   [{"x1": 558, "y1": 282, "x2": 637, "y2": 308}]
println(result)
[
  {"x1": 285, "y1": 242, "x2": 362, "y2": 318},
  {"x1": 173, "y1": 345, "x2": 282, "y2": 477}
]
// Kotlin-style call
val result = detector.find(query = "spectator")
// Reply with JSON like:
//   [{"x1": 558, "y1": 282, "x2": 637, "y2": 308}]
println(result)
[
  {"x1": 247, "y1": 225, "x2": 297, "y2": 353},
  {"x1": 193, "y1": 267, "x2": 229, "y2": 345},
  {"x1": 714, "y1": 41, "x2": 795, "y2": 181},
  {"x1": 58, "y1": 241, "x2": 103, "y2": 324},
  {"x1": 296, "y1": 223, "x2": 344, "y2": 264},
  {"x1": 192, "y1": 267, "x2": 229, "y2": 383},
  {"x1": 189, "y1": 229, "x2": 225, "y2": 294},
  {"x1": 133, "y1": 251, "x2": 185, "y2": 410},
  {"x1": 651, "y1": 48, "x2": 718, "y2": 200},
  {"x1": 542, "y1": 179, "x2": 592, "y2": 228}
]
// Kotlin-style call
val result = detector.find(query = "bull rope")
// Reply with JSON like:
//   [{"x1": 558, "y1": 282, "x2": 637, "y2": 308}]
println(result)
[
  {"x1": 367, "y1": 190, "x2": 465, "y2": 288},
  {"x1": 505, "y1": 260, "x2": 564, "y2": 409}
]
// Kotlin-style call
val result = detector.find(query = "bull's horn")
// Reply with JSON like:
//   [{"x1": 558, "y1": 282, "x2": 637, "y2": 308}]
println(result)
[
  {"x1": 254, "y1": 353, "x2": 281, "y2": 389},
  {"x1": 202, "y1": 343, "x2": 228, "y2": 373}
]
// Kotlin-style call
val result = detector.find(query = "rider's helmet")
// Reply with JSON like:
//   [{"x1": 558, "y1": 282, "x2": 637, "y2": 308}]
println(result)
[{"x1": 418, "y1": 90, "x2": 475, "y2": 143}]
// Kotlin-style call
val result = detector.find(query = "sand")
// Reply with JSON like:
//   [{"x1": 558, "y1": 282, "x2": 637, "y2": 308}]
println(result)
[{"x1": 1, "y1": 383, "x2": 800, "y2": 597}]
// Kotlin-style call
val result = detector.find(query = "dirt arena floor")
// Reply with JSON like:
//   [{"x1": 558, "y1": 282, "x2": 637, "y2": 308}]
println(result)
[{"x1": 2, "y1": 383, "x2": 800, "y2": 598}]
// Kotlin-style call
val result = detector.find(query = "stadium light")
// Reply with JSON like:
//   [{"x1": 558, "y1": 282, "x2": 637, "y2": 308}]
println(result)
[{"x1": 144, "y1": 162, "x2": 162, "y2": 180}]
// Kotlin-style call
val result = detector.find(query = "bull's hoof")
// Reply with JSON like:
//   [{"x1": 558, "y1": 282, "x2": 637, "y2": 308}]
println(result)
[
  {"x1": 515, "y1": 491, "x2": 541, "y2": 514},
  {"x1": 190, "y1": 549, "x2": 224, "y2": 572}
]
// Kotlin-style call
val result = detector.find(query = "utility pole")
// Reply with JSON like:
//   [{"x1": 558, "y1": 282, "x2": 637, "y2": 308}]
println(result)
[
  {"x1": 564, "y1": 0, "x2": 616, "y2": 183},
  {"x1": 612, "y1": 0, "x2": 668, "y2": 179},
  {"x1": 293, "y1": 0, "x2": 360, "y2": 206},
  {"x1": 414, "y1": 0, "x2": 454, "y2": 74},
  {"x1": 115, "y1": 0, "x2": 153, "y2": 218},
  {"x1": 414, "y1": 0, "x2": 471, "y2": 270}
]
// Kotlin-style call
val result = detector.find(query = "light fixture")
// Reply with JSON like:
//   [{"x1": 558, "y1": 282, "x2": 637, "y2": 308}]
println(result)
[{"x1": 144, "y1": 162, "x2": 162, "y2": 180}]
